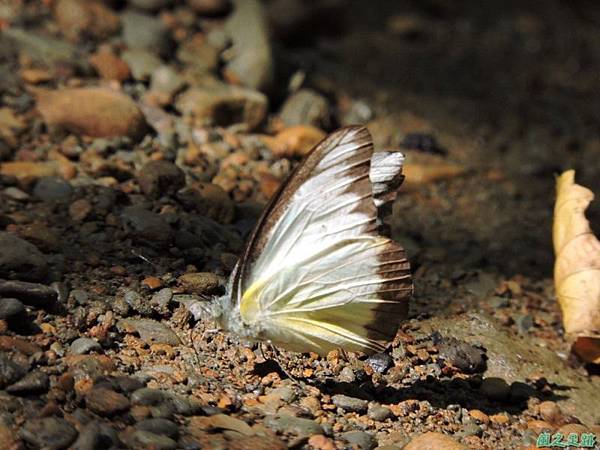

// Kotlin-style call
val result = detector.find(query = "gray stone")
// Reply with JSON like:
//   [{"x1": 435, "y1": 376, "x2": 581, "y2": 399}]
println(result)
[
  {"x1": 121, "y1": 10, "x2": 171, "y2": 56},
  {"x1": 263, "y1": 414, "x2": 322, "y2": 436},
  {"x1": 33, "y1": 177, "x2": 73, "y2": 203},
  {"x1": 122, "y1": 49, "x2": 163, "y2": 81},
  {"x1": 0, "y1": 279, "x2": 57, "y2": 305},
  {"x1": 2, "y1": 28, "x2": 81, "y2": 68},
  {"x1": 341, "y1": 431, "x2": 376, "y2": 450},
  {"x1": 0, "y1": 297, "x2": 25, "y2": 319},
  {"x1": 72, "y1": 421, "x2": 121, "y2": 450},
  {"x1": 131, "y1": 387, "x2": 168, "y2": 406},
  {"x1": 127, "y1": 430, "x2": 177, "y2": 450},
  {"x1": 339, "y1": 366, "x2": 356, "y2": 383},
  {"x1": 367, "y1": 403, "x2": 392, "y2": 421},
  {"x1": 150, "y1": 66, "x2": 185, "y2": 97},
  {"x1": 332, "y1": 394, "x2": 368, "y2": 413},
  {"x1": 136, "y1": 418, "x2": 179, "y2": 439},
  {"x1": 69, "y1": 337, "x2": 102, "y2": 355},
  {"x1": 437, "y1": 337, "x2": 486, "y2": 374},
  {"x1": 151, "y1": 288, "x2": 173, "y2": 308},
  {"x1": 121, "y1": 206, "x2": 172, "y2": 247},
  {"x1": 0, "y1": 233, "x2": 48, "y2": 282},
  {"x1": 6, "y1": 370, "x2": 48, "y2": 395},
  {"x1": 366, "y1": 353, "x2": 394, "y2": 374},
  {"x1": 3, "y1": 187, "x2": 29, "y2": 201},
  {"x1": 118, "y1": 318, "x2": 181, "y2": 346},
  {"x1": 279, "y1": 88, "x2": 330, "y2": 127},
  {"x1": 224, "y1": 0, "x2": 273, "y2": 91},
  {"x1": 0, "y1": 354, "x2": 26, "y2": 388},
  {"x1": 19, "y1": 417, "x2": 78, "y2": 450}
]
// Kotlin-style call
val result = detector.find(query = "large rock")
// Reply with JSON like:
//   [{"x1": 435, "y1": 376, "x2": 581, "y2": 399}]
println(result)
[
  {"x1": 415, "y1": 313, "x2": 600, "y2": 425},
  {"x1": 36, "y1": 88, "x2": 148, "y2": 141},
  {"x1": 176, "y1": 83, "x2": 267, "y2": 130},
  {"x1": 0, "y1": 232, "x2": 48, "y2": 282},
  {"x1": 223, "y1": 0, "x2": 273, "y2": 91}
]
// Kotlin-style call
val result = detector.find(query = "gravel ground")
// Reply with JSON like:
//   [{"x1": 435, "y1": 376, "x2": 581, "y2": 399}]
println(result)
[{"x1": 0, "y1": 1, "x2": 599, "y2": 449}]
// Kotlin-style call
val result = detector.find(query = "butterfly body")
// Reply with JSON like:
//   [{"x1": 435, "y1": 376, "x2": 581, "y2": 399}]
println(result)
[{"x1": 211, "y1": 126, "x2": 412, "y2": 356}]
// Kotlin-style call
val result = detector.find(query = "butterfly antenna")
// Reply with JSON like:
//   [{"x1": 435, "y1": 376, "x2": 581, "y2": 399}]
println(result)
[{"x1": 268, "y1": 344, "x2": 301, "y2": 384}]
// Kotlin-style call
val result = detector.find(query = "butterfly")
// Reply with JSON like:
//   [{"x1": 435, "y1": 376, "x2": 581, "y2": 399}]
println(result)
[{"x1": 210, "y1": 126, "x2": 412, "y2": 356}]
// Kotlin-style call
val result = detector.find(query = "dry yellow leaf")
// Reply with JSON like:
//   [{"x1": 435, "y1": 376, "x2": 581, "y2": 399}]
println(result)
[{"x1": 553, "y1": 170, "x2": 600, "y2": 363}]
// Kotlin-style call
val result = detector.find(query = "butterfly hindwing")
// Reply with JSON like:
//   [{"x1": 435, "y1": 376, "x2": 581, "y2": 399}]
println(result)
[{"x1": 229, "y1": 126, "x2": 412, "y2": 355}]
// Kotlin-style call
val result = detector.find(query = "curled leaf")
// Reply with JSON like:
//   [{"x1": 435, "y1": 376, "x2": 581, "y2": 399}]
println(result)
[{"x1": 553, "y1": 170, "x2": 600, "y2": 363}]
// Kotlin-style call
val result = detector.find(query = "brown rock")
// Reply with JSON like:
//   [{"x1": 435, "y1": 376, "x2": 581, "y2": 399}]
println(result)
[
  {"x1": 468, "y1": 409, "x2": 490, "y2": 425},
  {"x1": 0, "y1": 161, "x2": 59, "y2": 179},
  {"x1": 489, "y1": 413, "x2": 510, "y2": 425},
  {"x1": 404, "y1": 432, "x2": 467, "y2": 450},
  {"x1": 54, "y1": 0, "x2": 120, "y2": 41},
  {"x1": 178, "y1": 272, "x2": 220, "y2": 294},
  {"x1": 527, "y1": 420, "x2": 555, "y2": 434},
  {"x1": 69, "y1": 199, "x2": 93, "y2": 222},
  {"x1": 268, "y1": 125, "x2": 326, "y2": 158},
  {"x1": 308, "y1": 434, "x2": 336, "y2": 450},
  {"x1": 538, "y1": 401, "x2": 562, "y2": 424},
  {"x1": 0, "y1": 336, "x2": 41, "y2": 355},
  {"x1": 189, "y1": 0, "x2": 232, "y2": 16},
  {"x1": 557, "y1": 423, "x2": 589, "y2": 435},
  {"x1": 176, "y1": 83, "x2": 268, "y2": 130},
  {"x1": 86, "y1": 387, "x2": 130, "y2": 415},
  {"x1": 90, "y1": 49, "x2": 131, "y2": 81},
  {"x1": 137, "y1": 160, "x2": 185, "y2": 198},
  {"x1": 36, "y1": 88, "x2": 148, "y2": 141},
  {"x1": 260, "y1": 173, "x2": 280, "y2": 199}
]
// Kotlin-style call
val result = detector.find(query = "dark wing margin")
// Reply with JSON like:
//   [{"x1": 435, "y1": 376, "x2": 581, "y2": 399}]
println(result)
[{"x1": 232, "y1": 126, "x2": 374, "y2": 302}]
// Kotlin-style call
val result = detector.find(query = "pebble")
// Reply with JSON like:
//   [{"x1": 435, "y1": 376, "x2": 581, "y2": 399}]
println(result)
[
  {"x1": 85, "y1": 387, "x2": 131, "y2": 416},
  {"x1": 527, "y1": 420, "x2": 554, "y2": 433},
  {"x1": 69, "y1": 337, "x2": 102, "y2": 355},
  {"x1": 456, "y1": 423, "x2": 482, "y2": 438},
  {"x1": 3, "y1": 186, "x2": 29, "y2": 200},
  {"x1": 279, "y1": 88, "x2": 331, "y2": 128},
  {"x1": 131, "y1": 388, "x2": 167, "y2": 406},
  {"x1": 6, "y1": 370, "x2": 49, "y2": 395},
  {"x1": 33, "y1": 176, "x2": 73, "y2": 203},
  {"x1": 404, "y1": 432, "x2": 467, "y2": 450},
  {"x1": 0, "y1": 280, "x2": 57, "y2": 306},
  {"x1": 0, "y1": 232, "x2": 48, "y2": 282},
  {"x1": 121, "y1": 206, "x2": 173, "y2": 247},
  {"x1": 72, "y1": 421, "x2": 120, "y2": 450},
  {"x1": 118, "y1": 318, "x2": 181, "y2": 346},
  {"x1": 332, "y1": 394, "x2": 368, "y2": 414},
  {"x1": 479, "y1": 377, "x2": 511, "y2": 402},
  {"x1": 268, "y1": 125, "x2": 326, "y2": 158},
  {"x1": 69, "y1": 199, "x2": 93, "y2": 222},
  {"x1": 224, "y1": 0, "x2": 274, "y2": 91},
  {"x1": 151, "y1": 288, "x2": 173, "y2": 308},
  {"x1": 3, "y1": 28, "x2": 80, "y2": 68},
  {"x1": 138, "y1": 160, "x2": 185, "y2": 199},
  {"x1": 437, "y1": 337, "x2": 486, "y2": 374},
  {"x1": 176, "y1": 83, "x2": 268, "y2": 130},
  {"x1": 89, "y1": 49, "x2": 131, "y2": 81},
  {"x1": 53, "y1": 0, "x2": 120, "y2": 42},
  {"x1": 263, "y1": 414, "x2": 323, "y2": 436},
  {"x1": 366, "y1": 352, "x2": 394, "y2": 374},
  {"x1": 341, "y1": 431, "x2": 376, "y2": 450},
  {"x1": 150, "y1": 66, "x2": 185, "y2": 99},
  {"x1": 178, "y1": 272, "x2": 220, "y2": 295},
  {"x1": 538, "y1": 401, "x2": 562, "y2": 423},
  {"x1": 136, "y1": 418, "x2": 179, "y2": 439},
  {"x1": 129, "y1": 0, "x2": 172, "y2": 12},
  {"x1": 126, "y1": 429, "x2": 177, "y2": 450},
  {"x1": 177, "y1": 35, "x2": 220, "y2": 73},
  {"x1": 308, "y1": 434, "x2": 336, "y2": 450},
  {"x1": 0, "y1": 161, "x2": 60, "y2": 179},
  {"x1": 19, "y1": 417, "x2": 78, "y2": 450},
  {"x1": 0, "y1": 297, "x2": 25, "y2": 319},
  {"x1": 121, "y1": 10, "x2": 171, "y2": 56},
  {"x1": 367, "y1": 403, "x2": 392, "y2": 421},
  {"x1": 18, "y1": 223, "x2": 60, "y2": 252},
  {"x1": 189, "y1": 0, "x2": 232, "y2": 16},
  {"x1": 122, "y1": 49, "x2": 163, "y2": 81},
  {"x1": 468, "y1": 409, "x2": 489, "y2": 425},
  {"x1": 177, "y1": 182, "x2": 235, "y2": 224},
  {"x1": 338, "y1": 366, "x2": 355, "y2": 382},
  {"x1": 36, "y1": 88, "x2": 148, "y2": 141}
]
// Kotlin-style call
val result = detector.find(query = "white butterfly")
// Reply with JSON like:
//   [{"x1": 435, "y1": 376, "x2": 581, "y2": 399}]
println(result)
[{"x1": 210, "y1": 126, "x2": 412, "y2": 356}]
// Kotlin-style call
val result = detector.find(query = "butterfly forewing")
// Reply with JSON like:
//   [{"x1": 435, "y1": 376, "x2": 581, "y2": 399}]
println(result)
[{"x1": 230, "y1": 126, "x2": 412, "y2": 355}]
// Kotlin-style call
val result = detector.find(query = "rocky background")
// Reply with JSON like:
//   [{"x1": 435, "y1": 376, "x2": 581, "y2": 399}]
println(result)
[{"x1": 0, "y1": 0, "x2": 599, "y2": 449}]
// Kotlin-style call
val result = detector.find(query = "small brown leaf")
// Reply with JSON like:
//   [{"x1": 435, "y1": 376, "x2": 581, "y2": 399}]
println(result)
[{"x1": 553, "y1": 170, "x2": 600, "y2": 363}]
